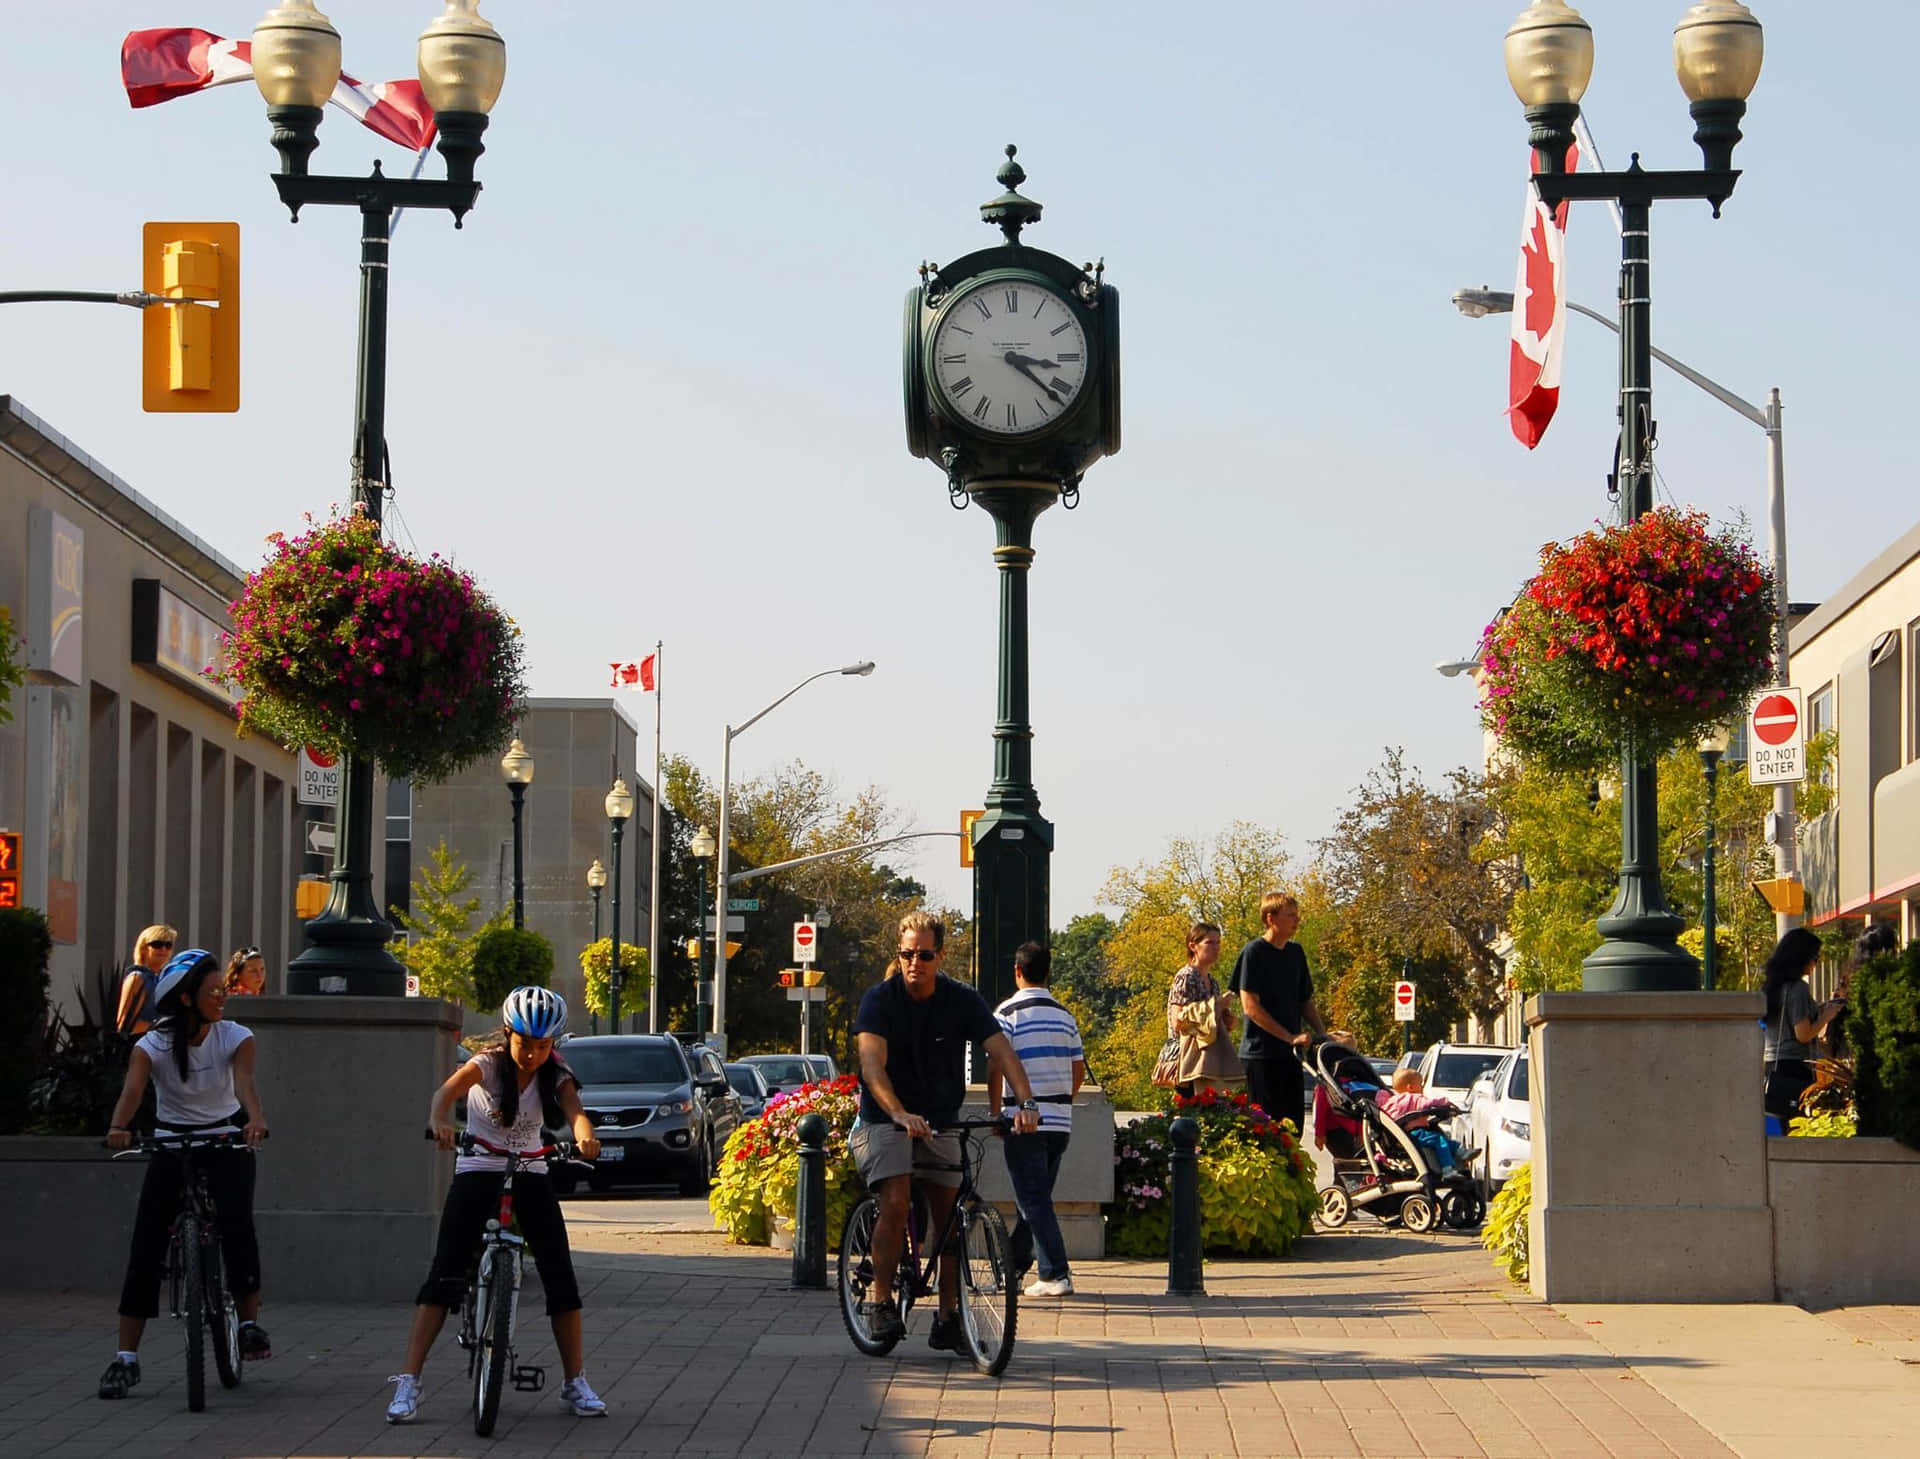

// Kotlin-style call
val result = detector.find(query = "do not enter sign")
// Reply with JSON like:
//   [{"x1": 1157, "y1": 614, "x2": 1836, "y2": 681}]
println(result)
[
  {"x1": 793, "y1": 920, "x2": 818, "y2": 964},
  {"x1": 1747, "y1": 687, "x2": 1806, "y2": 787},
  {"x1": 1394, "y1": 980, "x2": 1416, "y2": 1023}
]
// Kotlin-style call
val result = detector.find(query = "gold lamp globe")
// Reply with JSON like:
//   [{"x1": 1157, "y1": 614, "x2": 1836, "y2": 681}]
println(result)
[
  {"x1": 1504, "y1": 0, "x2": 1595, "y2": 108},
  {"x1": 417, "y1": 0, "x2": 507, "y2": 117},
  {"x1": 1699, "y1": 724, "x2": 1733, "y2": 756},
  {"x1": 604, "y1": 777, "x2": 635, "y2": 824},
  {"x1": 499, "y1": 737, "x2": 534, "y2": 785},
  {"x1": 1674, "y1": 1, "x2": 1764, "y2": 103},
  {"x1": 585, "y1": 859, "x2": 607, "y2": 891},
  {"x1": 690, "y1": 825, "x2": 718, "y2": 860},
  {"x1": 251, "y1": 0, "x2": 341, "y2": 108}
]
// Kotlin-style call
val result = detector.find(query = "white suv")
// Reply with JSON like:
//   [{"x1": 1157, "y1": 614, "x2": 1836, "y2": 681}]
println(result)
[
  {"x1": 1460, "y1": 1048, "x2": 1531, "y2": 1201},
  {"x1": 1415, "y1": 1042, "x2": 1512, "y2": 1115}
]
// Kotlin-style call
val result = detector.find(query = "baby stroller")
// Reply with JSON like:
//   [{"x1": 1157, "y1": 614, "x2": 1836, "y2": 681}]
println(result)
[{"x1": 1309, "y1": 1041, "x2": 1484, "y2": 1233}]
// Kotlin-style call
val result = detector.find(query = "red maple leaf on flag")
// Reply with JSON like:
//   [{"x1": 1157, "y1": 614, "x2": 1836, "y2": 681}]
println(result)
[{"x1": 1521, "y1": 210, "x2": 1558, "y2": 340}]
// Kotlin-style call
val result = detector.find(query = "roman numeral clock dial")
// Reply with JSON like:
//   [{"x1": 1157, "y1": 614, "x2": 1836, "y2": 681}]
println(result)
[{"x1": 930, "y1": 280, "x2": 1090, "y2": 437}]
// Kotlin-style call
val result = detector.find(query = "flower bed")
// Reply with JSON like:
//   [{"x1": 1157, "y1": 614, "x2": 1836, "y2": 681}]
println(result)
[
  {"x1": 224, "y1": 510, "x2": 526, "y2": 782},
  {"x1": 1478, "y1": 509, "x2": 1775, "y2": 775},
  {"x1": 709, "y1": 1074, "x2": 862, "y2": 1248},
  {"x1": 1106, "y1": 1089, "x2": 1319, "y2": 1258}
]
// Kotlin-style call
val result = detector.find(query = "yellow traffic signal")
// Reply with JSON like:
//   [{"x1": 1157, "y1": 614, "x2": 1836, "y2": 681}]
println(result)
[
  {"x1": 143, "y1": 222, "x2": 239, "y2": 412},
  {"x1": 685, "y1": 937, "x2": 702, "y2": 962},
  {"x1": 960, "y1": 809, "x2": 984, "y2": 868}
]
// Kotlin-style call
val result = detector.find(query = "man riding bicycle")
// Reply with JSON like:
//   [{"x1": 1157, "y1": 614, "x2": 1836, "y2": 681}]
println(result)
[{"x1": 851, "y1": 912, "x2": 1041, "y2": 1352}]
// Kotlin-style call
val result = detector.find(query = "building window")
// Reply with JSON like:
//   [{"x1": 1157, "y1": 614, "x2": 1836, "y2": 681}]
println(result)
[
  {"x1": 1808, "y1": 683, "x2": 1835, "y2": 788},
  {"x1": 384, "y1": 776, "x2": 412, "y2": 922},
  {"x1": 385, "y1": 776, "x2": 411, "y2": 841}
]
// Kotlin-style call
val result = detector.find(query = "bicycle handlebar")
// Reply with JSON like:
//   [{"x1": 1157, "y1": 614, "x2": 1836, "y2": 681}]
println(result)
[
  {"x1": 426, "y1": 1129, "x2": 594, "y2": 1165},
  {"x1": 109, "y1": 1130, "x2": 254, "y2": 1158}
]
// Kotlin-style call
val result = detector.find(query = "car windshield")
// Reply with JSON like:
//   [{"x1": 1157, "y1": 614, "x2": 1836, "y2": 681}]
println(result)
[
  {"x1": 1431, "y1": 1053, "x2": 1505, "y2": 1089},
  {"x1": 805, "y1": 1056, "x2": 836, "y2": 1078},
  {"x1": 726, "y1": 1068, "x2": 762, "y2": 1097},
  {"x1": 752, "y1": 1057, "x2": 814, "y2": 1087},
  {"x1": 1510, "y1": 1058, "x2": 1529, "y2": 1102},
  {"x1": 563, "y1": 1044, "x2": 686, "y2": 1087}
]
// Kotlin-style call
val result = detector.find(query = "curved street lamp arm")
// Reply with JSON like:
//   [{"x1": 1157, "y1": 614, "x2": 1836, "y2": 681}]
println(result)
[
  {"x1": 728, "y1": 661, "x2": 871, "y2": 743},
  {"x1": 1560, "y1": 298, "x2": 1767, "y2": 428},
  {"x1": 726, "y1": 831, "x2": 961, "y2": 886}
]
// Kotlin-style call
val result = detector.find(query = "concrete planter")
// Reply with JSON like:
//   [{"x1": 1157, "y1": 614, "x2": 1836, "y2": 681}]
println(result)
[
  {"x1": 1769, "y1": 1135, "x2": 1920, "y2": 1307},
  {"x1": 0, "y1": 1136, "x2": 147, "y2": 1293}
]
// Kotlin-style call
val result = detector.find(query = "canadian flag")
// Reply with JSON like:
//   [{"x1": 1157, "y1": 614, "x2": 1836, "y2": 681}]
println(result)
[
  {"x1": 1508, "y1": 143, "x2": 1579, "y2": 449},
  {"x1": 121, "y1": 28, "x2": 435, "y2": 152}
]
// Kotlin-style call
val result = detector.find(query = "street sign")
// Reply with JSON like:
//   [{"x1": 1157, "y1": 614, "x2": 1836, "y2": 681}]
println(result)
[
  {"x1": 296, "y1": 744, "x2": 341, "y2": 805},
  {"x1": 785, "y1": 986, "x2": 826, "y2": 1002},
  {"x1": 1393, "y1": 980, "x2": 1416, "y2": 1023},
  {"x1": 704, "y1": 914, "x2": 747, "y2": 933},
  {"x1": 727, "y1": 898, "x2": 761, "y2": 913},
  {"x1": 305, "y1": 820, "x2": 336, "y2": 857},
  {"x1": 1746, "y1": 687, "x2": 1806, "y2": 786},
  {"x1": 404, "y1": 974, "x2": 420, "y2": 997},
  {"x1": 793, "y1": 919, "x2": 818, "y2": 964}
]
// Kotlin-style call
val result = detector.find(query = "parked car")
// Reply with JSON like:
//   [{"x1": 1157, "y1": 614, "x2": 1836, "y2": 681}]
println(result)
[
  {"x1": 1367, "y1": 1057, "x2": 1399, "y2": 1084},
  {"x1": 1415, "y1": 1041, "x2": 1512, "y2": 1111},
  {"x1": 555, "y1": 1035, "x2": 743, "y2": 1196},
  {"x1": 1394, "y1": 1049, "x2": 1422, "y2": 1074},
  {"x1": 739, "y1": 1052, "x2": 823, "y2": 1094},
  {"x1": 1459, "y1": 1048, "x2": 1531, "y2": 1201},
  {"x1": 804, "y1": 1053, "x2": 839, "y2": 1080},
  {"x1": 724, "y1": 1061, "x2": 774, "y2": 1120}
]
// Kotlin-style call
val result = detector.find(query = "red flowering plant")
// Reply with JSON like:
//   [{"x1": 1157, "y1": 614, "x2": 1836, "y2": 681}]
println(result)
[
  {"x1": 224, "y1": 509, "x2": 526, "y2": 781},
  {"x1": 710, "y1": 1073, "x2": 863, "y2": 1248},
  {"x1": 1478, "y1": 509, "x2": 1775, "y2": 776}
]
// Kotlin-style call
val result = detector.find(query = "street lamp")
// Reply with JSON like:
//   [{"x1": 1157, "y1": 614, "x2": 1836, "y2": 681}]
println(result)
[
  {"x1": 1451, "y1": 283, "x2": 1797, "y2": 935},
  {"x1": 271, "y1": 0, "x2": 507, "y2": 995},
  {"x1": 690, "y1": 824, "x2": 717, "y2": 1037},
  {"x1": 585, "y1": 858, "x2": 607, "y2": 1032},
  {"x1": 605, "y1": 778, "x2": 634, "y2": 1032},
  {"x1": 500, "y1": 737, "x2": 533, "y2": 929},
  {"x1": 712, "y1": 661, "x2": 874, "y2": 1051},
  {"x1": 1698, "y1": 725, "x2": 1731, "y2": 991},
  {"x1": 1499, "y1": 0, "x2": 1764, "y2": 993},
  {"x1": 1435, "y1": 659, "x2": 1481, "y2": 679}
]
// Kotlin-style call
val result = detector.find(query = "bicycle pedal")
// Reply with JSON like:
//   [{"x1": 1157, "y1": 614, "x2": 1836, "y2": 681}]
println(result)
[{"x1": 511, "y1": 1363, "x2": 545, "y2": 1392}]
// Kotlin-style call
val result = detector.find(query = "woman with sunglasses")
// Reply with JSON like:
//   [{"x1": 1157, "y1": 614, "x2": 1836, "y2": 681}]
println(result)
[
  {"x1": 225, "y1": 947, "x2": 268, "y2": 997},
  {"x1": 116, "y1": 924, "x2": 178, "y2": 1037}
]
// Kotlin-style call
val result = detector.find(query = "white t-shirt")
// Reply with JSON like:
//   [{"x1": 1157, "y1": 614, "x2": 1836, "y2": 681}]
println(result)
[
  {"x1": 457, "y1": 1053, "x2": 574, "y2": 1175},
  {"x1": 136, "y1": 1020, "x2": 253, "y2": 1131}
]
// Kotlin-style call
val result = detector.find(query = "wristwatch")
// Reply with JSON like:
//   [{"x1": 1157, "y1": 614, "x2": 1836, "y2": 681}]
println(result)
[{"x1": 1019, "y1": 1099, "x2": 1039, "y2": 1112}]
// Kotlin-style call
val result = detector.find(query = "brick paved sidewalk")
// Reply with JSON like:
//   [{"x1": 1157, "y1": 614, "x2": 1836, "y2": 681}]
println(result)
[{"x1": 0, "y1": 1224, "x2": 1898, "y2": 1459}]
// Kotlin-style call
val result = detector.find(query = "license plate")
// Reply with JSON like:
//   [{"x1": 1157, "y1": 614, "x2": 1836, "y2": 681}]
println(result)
[{"x1": 596, "y1": 1145, "x2": 625, "y2": 1162}]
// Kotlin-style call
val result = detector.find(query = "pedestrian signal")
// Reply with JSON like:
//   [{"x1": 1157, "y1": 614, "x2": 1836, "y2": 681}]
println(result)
[
  {"x1": 777, "y1": 969, "x2": 796, "y2": 988},
  {"x1": 142, "y1": 222, "x2": 239, "y2": 412}
]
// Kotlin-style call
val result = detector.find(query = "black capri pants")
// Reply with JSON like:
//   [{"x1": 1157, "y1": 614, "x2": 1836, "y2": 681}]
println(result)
[
  {"x1": 118, "y1": 1146, "x2": 261, "y2": 1320},
  {"x1": 416, "y1": 1169, "x2": 581, "y2": 1316}
]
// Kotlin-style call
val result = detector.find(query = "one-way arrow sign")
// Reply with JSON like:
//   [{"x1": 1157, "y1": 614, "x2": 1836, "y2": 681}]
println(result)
[{"x1": 305, "y1": 820, "x2": 336, "y2": 857}]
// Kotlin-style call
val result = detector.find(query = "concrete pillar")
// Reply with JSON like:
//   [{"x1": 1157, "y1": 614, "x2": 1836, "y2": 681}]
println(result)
[{"x1": 1528, "y1": 991, "x2": 1773, "y2": 1302}]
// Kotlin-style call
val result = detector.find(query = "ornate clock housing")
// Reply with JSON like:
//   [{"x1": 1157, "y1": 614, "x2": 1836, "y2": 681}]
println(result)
[{"x1": 928, "y1": 274, "x2": 1091, "y2": 439}]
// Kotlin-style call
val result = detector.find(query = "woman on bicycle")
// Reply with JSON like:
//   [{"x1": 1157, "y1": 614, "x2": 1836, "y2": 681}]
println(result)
[
  {"x1": 386, "y1": 986, "x2": 608, "y2": 1424},
  {"x1": 100, "y1": 948, "x2": 271, "y2": 1400}
]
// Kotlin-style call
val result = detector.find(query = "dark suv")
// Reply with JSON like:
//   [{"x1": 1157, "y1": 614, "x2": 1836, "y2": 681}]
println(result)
[{"x1": 557, "y1": 1035, "x2": 743, "y2": 1195}]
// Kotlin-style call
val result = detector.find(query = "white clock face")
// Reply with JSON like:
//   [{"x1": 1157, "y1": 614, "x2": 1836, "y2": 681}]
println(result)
[{"x1": 930, "y1": 280, "x2": 1090, "y2": 436}]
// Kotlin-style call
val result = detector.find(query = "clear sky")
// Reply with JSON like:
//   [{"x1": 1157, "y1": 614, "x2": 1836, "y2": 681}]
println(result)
[{"x1": 3, "y1": 3, "x2": 1912, "y2": 924}]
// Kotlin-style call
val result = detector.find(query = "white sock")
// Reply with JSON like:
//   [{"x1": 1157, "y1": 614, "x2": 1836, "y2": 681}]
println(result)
[{"x1": 116, "y1": 1350, "x2": 138, "y2": 1365}]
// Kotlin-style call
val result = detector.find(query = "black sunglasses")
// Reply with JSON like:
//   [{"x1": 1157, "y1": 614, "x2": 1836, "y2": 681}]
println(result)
[
  {"x1": 896, "y1": 949, "x2": 939, "y2": 964},
  {"x1": 149, "y1": 940, "x2": 175, "y2": 950}
]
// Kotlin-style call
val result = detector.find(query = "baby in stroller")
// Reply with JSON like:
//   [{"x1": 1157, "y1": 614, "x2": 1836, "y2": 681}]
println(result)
[
  {"x1": 1378, "y1": 1069, "x2": 1471, "y2": 1176},
  {"x1": 1310, "y1": 1041, "x2": 1483, "y2": 1232}
]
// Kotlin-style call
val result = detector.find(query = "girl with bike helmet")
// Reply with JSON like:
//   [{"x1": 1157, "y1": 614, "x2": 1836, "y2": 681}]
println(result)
[
  {"x1": 99, "y1": 948, "x2": 272, "y2": 1399},
  {"x1": 386, "y1": 985, "x2": 608, "y2": 1424}
]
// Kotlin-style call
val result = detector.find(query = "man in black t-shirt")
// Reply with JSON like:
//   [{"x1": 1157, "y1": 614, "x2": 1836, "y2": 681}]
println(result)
[
  {"x1": 852, "y1": 911, "x2": 1039, "y2": 1350},
  {"x1": 1228, "y1": 892, "x2": 1326, "y2": 1138}
]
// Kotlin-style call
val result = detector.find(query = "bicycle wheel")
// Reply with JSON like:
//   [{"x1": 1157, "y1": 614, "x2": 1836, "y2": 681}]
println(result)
[
  {"x1": 179, "y1": 1216, "x2": 206, "y2": 1412},
  {"x1": 837, "y1": 1196, "x2": 903, "y2": 1356},
  {"x1": 205, "y1": 1235, "x2": 242, "y2": 1389},
  {"x1": 956, "y1": 1199, "x2": 1017, "y2": 1377},
  {"x1": 472, "y1": 1255, "x2": 514, "y2": 1436}
]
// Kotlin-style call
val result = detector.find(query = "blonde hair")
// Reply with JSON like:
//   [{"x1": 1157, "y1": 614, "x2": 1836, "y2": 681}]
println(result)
[
  {"x1": 1392, "y1": 1068, "x2": 1424, "y2": 1094},
  {"x1": 882, "y1": 957, "x2": 901, "y2": 981},
  {"x1": 1259, "y1": 893, "x2": 1299, "y2": 923},
  {"x1": 898, "y1": 910, "x2": 945, "y2": 952},
  {"x1": 134, "y1": 924, "x2": 178, "y2": 959}
]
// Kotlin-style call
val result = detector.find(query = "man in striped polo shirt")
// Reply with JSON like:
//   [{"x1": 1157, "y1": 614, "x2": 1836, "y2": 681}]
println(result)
[{"x1": 987, "y1": 942, "x2": 1087, "y2": 1297}]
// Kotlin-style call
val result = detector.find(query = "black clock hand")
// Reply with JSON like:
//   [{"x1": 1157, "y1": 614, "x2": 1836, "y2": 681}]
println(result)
[{"x1": 1004, "y1": 352, "x2": 1055, "y2": 394}]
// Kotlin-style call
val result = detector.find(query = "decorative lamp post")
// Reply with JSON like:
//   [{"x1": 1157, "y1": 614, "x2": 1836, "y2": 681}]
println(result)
[
  {"x1": 500, "y1": 737, "x2": 533, "y2": 929},
  {"x1": 585, "y1": 858, "x2": 607, "y2": 1032},
  {"x1": 1502, "y1": 0, "x2": 1763, "y2": 993},
  {"x1": 605, "y1": 779, "x2": 634, "y2": 1032},
  {"x1": 1698, "y1": 725, "x2": 1731, "y2": 991},
  {"x1": 269, "y1": 0, "x2": 507, "y2": 995},
  {"x1": 690, "y1": 824, "x2": 717, "y2": 1039},
  {"x1": 903, "y1": 147, "x2": 1120, "y2": 1007},
  {"x1": 711, "y1": 664, "x2": 873, "y2": 1050}
]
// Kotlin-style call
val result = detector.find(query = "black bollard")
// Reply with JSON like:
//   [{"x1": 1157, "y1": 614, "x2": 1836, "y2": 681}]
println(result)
[
  {"x1": 792, "y1": 1112, "x2": 829, "y2": 1289},
  {"x1": 1167, "y1": 1115, "x2": 1204, "y2": 1295}
]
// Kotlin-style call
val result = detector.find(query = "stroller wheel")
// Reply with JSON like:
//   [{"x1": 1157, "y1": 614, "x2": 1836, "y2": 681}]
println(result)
[
  {"x1": 1400, "y1": 1192, "x2": 1439, "y2": 1234},
  {"x1": 1443, "y1": 1187, "x2": 1485, "y2": 1229},
  {"x1": 1318, "y1": 1185, "x2": 1352, "y2": 1228}
]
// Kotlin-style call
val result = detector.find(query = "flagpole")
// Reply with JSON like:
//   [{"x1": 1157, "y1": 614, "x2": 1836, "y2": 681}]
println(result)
[
  {"x1": 648, "y1": 640, "x2": 664, "y2": 1035},
  {"x1": 389, "y1": 142, "x2": 433, "y2": 238}
]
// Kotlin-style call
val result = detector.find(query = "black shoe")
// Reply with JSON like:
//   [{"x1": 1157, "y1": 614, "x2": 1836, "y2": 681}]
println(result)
[
  {"x1": 98, "y1": 1357, "x2": 140, "y2": 1400},
  {"x1": 860, "y1": 1299, "x2": 904, "y2": 1343},
  {"x1": 928, "y1": 1313, "x2": 964, "y2": 1353},
  {"x1": 239, "y1": 1324, "x2": 272, "y2": 1362}
]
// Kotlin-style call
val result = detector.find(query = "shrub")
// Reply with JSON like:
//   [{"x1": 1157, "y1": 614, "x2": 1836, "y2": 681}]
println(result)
[
  {"x1": 0, "y1": 603, "x2": 24, "y2": 726},
  {"x1": 1482, "y1": 1160, "x2": 1532, "y2": 1284},
  {"x1": 1848, "y1": 942, "x2": 1920, "y2": 1149},
  {"x1": 710, "y1": 1074, "x2": 862, "y2": 1248},
  {"x1": 0, "y1": 907, "x2": 54, "y2": 1130},
  {"x1": 578, "y1": 938, "x2": 649, "y2": 1020},
  {"x1": 27, "y1": 963, "x2": 133, "y2": 1136},
  {"x1": 469, "y1": 919, "x2": 554, "y2": 1012},
  {"x1": 1106, "y1": 1088, "x2": 1318, "y2": 1259}
]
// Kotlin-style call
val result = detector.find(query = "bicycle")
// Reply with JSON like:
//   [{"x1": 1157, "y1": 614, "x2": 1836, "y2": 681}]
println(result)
[
  {"x1": 111, "y1": 1131, "x2": 251, "y2": 1412},
  {"x1": 836, "y1": 1117, "x2": 1017, "y2": 1376},
  {"x1": 439, "y1": 1131, "x2": 592, "y2": 1436}
]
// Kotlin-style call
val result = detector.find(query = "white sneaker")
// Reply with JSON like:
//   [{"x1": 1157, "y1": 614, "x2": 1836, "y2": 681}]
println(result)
[
  {"x1": 385, "y1": 1373, "x2": 421, "y2": 1424},
  {"x1": 560, "y1": 1374, "x2": 608, "y2": 1417},
  {"x1": 1024, "y1": 1275, "x2": 1074, "y2": 1297}
]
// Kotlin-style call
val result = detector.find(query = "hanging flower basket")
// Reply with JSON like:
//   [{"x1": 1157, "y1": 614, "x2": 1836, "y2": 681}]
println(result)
[
  {"x1": 224, "y1": 509, "x2": 527, "y2": 782},
  {"x1": 1478, "y1": 509, "x2": 1775, "y2": 776}
]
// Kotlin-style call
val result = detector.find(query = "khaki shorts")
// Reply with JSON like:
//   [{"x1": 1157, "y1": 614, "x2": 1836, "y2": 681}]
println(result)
[{"x1": 850, "y1": 1121, "x2": 962, "y2": 1189}]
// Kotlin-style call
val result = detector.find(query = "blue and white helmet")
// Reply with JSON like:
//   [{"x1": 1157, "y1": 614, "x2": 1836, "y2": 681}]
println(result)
[
  {"x1": 152, "y1": 948, "x2": 218, "y2": 1008},
  {"x1": 502, "y1": 985, "x2": 567, "y2": 1039}
]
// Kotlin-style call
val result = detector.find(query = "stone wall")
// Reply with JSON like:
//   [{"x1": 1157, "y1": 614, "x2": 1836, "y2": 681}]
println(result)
[{"x1": 1769, "y1": 1136, "x2": 1920, "y2": 1307}]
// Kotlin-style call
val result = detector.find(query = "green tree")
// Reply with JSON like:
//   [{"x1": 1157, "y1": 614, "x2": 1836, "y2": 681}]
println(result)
[
  {"x1": 0, "y1": 605, "x2": 23, "y2": 727},
  {"x1": 578, "y1": 938, "x2": 649, "y2": 1020},
  {"x1": 469, "y1": 919, "x2": 554, "y2": 1012},
  {"x1": 392, "y1": 840, "x2": 482, "y2": 1003},
  {"x1": 1050, "y1": 913, "x2": 1120, "y2": 1031}
]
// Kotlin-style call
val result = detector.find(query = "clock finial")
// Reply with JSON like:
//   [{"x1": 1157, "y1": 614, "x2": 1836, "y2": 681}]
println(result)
[{"x1": 980, "y1": 143, "x2": 1042, "y2": 245}]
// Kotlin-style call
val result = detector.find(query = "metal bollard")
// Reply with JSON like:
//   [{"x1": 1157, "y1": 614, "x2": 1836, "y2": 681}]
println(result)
[
  {"x1": 792, "y1": 1112, "x2": 829, "y2": 1289},
  {"x1": 1167, "y1": 1115, "x2": 1205, "y2": 1295}
]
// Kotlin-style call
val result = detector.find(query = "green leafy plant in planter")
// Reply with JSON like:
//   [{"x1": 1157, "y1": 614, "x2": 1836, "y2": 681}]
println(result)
[
  {"x1": 0, "y1": 907, "x2": 54, "y2": 1131},
  {"x1": 1482, "y1": 1160, "x2": 1532, "y2": 1285},
  {"x1": 469, "y1": 919, "x2": 554, "y2": 1012},
  {"x1": 1106, "y1": 1088, "x2": 1318, "y2": 1259},
  {"x1": 710, "y1": 1074, "x2": 861, "y2": 1248},
  {"x1": 26, "y1": 963, "x2": 133, "y2": 1136},
  {"x1": 578, "y1": 939, "x2": 648, "y2": 1022},
  {"x1": 225, "y1": 509, "x2": 527, "y2": 782},
  {"x1": 1847, "y1": 941, "x2": 1920, "y2": 1149}
]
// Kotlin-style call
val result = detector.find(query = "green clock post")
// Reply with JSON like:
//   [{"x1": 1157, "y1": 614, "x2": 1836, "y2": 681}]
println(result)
[{"x1": 904, "y1": 147, "x2": 1120, "y2": 1007}]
